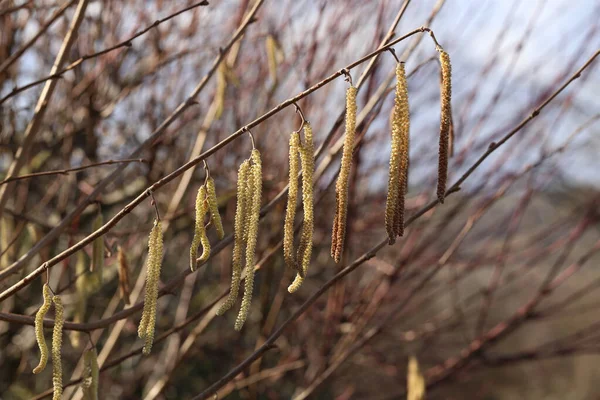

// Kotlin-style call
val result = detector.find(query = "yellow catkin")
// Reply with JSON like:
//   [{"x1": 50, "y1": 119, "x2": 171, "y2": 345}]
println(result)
[
  {"x1": 90, "y1": 212, "x2": 104, "y2": 275},
  {"x1": 81, "y1": 347, "x2": 99, "y2": 400},
  {"x1": 51, "y1": 295, "x2": 64, "y2": 400},
  {"x1": 138, "y1": 219, "x2": 163, "y2": 355},
  {"x1": 407, "y1": 356, "x2": 426, "y2": 400},
  {"x1": 235, "y1": 149, "x2": 262, "y2": 331},
  {"x1": 216, "y1": 160, "x2": 251, "y2": 316},
  {"x1": 331, "y1": 85, "x2": 358, "y2": 263},
  {"x1": 289, "y1": 123, "x2": 315, "y2": 293},
  {"x1": 33, "y1": 283, "x2": 52, "y2": 374},
  {"x1": 190, "y1": 185, "x2": 210, "y2": 271},
  {"x1": 437, "y1": 49, "x2": 452, "y2": 204},
  {"x1": 117, "y1": 246, "x2": 131, "y2": 305},
  {"x1": 395, "y1": 62, "x2": 410, "y2": 238},
  {"x1": 206, "y1": 176, "x2": 225, "y2": 240},
  {"x1": 283, "y1": 132, "x2": 301, "y2": 273}
]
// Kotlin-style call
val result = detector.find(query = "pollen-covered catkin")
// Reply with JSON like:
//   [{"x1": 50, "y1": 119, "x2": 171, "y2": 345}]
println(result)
[
  {"x1": 437, "y1": 48, "x2": 452, "y2": 203},
  {"x1": 289, "y1": 122, "x2": 315, "y2": 293},
  {"x1": 206, "y1": 176, "x2": 225, "y2": 240},
  {"x1": 81, "y1": 347, "x2": 99, "y2": 400},
  {"x1": 216, "y1": 160, "x2": 251, "y2": 316},
  {"x1": 407, "y1": 356, "x2": 426, "y2": 400},
  {"x1": 283, "y1": 132, "x2": 301, "y2": 273},
  {"x1": 235, "y1": 149, "x2": 262, "y2": 331},
  {"x1": 331, "y1": 85, "x2": 358, "y2": 263},
  {"x1": 138, "y1": 219, "x2": 163, "y2": 355},
  {"x1": 190, "y1": 185, "x2": 210, "y2": 271},
  {"x1": 51, "y1": 295, "x2": 64, "y2": 400},
  {"x1": 33, "y1": 283, "x2": 52, "y2": 374}
]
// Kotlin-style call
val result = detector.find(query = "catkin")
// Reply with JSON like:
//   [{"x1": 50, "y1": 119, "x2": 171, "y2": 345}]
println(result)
[
  {"x1": 117, "y1": 246, "x2": 131, "y2": 305},
  {"x1": 81, "y1": 348, "x2": 99, "y2": 400},
  {"x1": 235, "y1": 149, "x2": 262, "y2": 331},
  {"x1": 437, "y1": 49, "x2": 452, "y2": 203},
  {"x1": 206, "y1": 176, "x2": 225, "y2": 240},
  {"x1": 190, "y1": 185, "x2": 210, "y2": 271},
  {"x1": 216, "y1": 160, "x2": 251, "y2": 316},
  {"x1": 51, "y1": 295, "x2": 64, "y2": 400},
  {"x1": 138, "y1": 219, "x2": 163, "y2": 355},
  {"x1": 289, "y1": 123, "x2": 315, "y2": 293},
  {"x1": 407, "y1": 356, "x2": 426, "y2": 400},
  {"x1": 331, "y1": 85, "x2": 358, "y2": 263},
  {"x1": 283, "y1": 132, "x2": 301, "y2": 273},
  {"x1": 33, "y1": 283, "x2": 52, "y2": 374}
]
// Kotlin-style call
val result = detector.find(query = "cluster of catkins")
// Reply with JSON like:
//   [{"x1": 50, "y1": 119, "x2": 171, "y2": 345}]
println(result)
[{"x1": 33, "y1": 284, "x2": 64, "y2": 400}]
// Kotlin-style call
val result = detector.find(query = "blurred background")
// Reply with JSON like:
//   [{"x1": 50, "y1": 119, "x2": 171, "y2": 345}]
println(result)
[{"x1": 1, "y1": 0, "x2": 600, "y2": 398}]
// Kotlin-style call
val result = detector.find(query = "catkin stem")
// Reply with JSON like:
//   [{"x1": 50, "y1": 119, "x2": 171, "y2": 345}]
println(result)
[
  {"x1": 33, "y1": 283, "x2": 52, "y2": 374},
  {"x1": 437, "y1": 49, "x2": 452, "y2": 203},
  {"x1": 51, "y1": 295, "x2": 64, "y2": 400},
  {"x1": 82, "y1": 347, "x2": 99, "y2": 400},
  {"x1": 283, "y1": 132, "x2": 301, "y2": 273},
  {"x1": 235, "y1": 149, "x2": 262, "y2": 331},
  {"x1": 217, "y1": 160, "x2": 251, "y2": 316},
  {"x1": 331, "y1": 86, "x2": 358, "y2": 263}
]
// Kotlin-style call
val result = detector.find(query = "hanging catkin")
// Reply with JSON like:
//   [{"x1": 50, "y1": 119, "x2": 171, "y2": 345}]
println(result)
[
  {"x1": 235, "y1": 149, "x2": 262, "y2": 331},
  {"x1": 331, "y1": 85, "x2": 358, "y2": 263},
  {"x1": 117, "y1": 246, "x2": 131, "y2": 305},
  {"x1": 216, "y1": 160, "x2": 251, "y2": 316},
  {"x1": 289, "y1": 122, "x2": 315, "y2": 293},
  {"x1": 138, "y1": 219, "x2": 163, "y2": 355},
  {"x1": 81, "y1": 347, "x2": 99, "y2": 400},
  {"x1": 33, "y1": 283, "x2": 52, "y2": 374},
  {"x1": 437, "y1": 48, "x2": 452, "y2": 203},
  {"x1": 283, "y1": 132, "x2": 301, "y2": 273},
  {"x1": 51, "y1": 295, "x2": 64, "y2": 400},
  {"x1": 190, "y1": 185, "x2": 210, "y2": 271},
  {"x1": 206, "y1": 176, "x2": 225, "y2": 240},
  {"x1": 385, "y1": 62, "x2": 410, "y2": 243},
  {"x1": 407, "y1": 356, "x2": 426, "y2": 400}
]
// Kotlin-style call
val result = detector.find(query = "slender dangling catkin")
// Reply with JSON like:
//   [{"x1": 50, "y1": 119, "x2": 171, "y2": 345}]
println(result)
[
  {"x1": 33, "y1": 283, "x2": 52, "y2": 374},
  {"x1": 437, "y1": 48, "x2": 452, "y2": 203},
  {"x1": 235, "y1": 149, "x2": 262, "y2": 331},
  {"x1": 289, "y1": 122, "x2": 315, "y2": 293},
  {"x1": 190, "y1": 185, "x2": 210, "y2": 271},
  {"x1": 138, "y1": 219, "x2": 163, "y2": 355},
  {"x1": 117, "y1": 246, "x2": 131, "y2": 305},
  {"x1": 206, "y1": 176, "x2": 225, "y2": 240},
  {"x1": 216, "y1": 160, "x2": 251, "y2": 316},
  {"x1": 331, "y1": 85, "x2": 358, "y2": 263},
  {"x1": 81, "y1": 347, "x2": 99, "y2": 400},
  {"x1": 283, "y1": 132, "x2": 301, "y2": 273},
  {"x1": 407, "y1": 356, "x2": 426, "y2": 400},
  {"x1": 51, "y1": 295, "x2": 64, "y2": 400}
]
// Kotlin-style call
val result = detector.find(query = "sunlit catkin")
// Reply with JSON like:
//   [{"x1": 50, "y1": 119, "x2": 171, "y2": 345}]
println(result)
[
  {"x1": 33, "y1": 283, "x2": 52, "y2": 374},
  {"x1": 206, "y1": 176, "x2": 225, "y2": 240},
  {"x1": 190, "y1": 185, "x2": 210, "y2": 271},
  {"x1": 283, "y1": 132, "x2": 301, "y2": 273},
  {"x1": 51, "y1": 295, "x2": 64, "y2": 400},
  {"x1": 437, "y1": 48, "x2": 452, "y2": 203},
  {"x1": 235, "y1": 149, "x2": 262, "y2": 331},
  {"x1": 289, "y1": 123, "x2": 315, "y2": 293},
  {"x1": 331, "y1": 85, "x2": 358, "y2": 263},
  {"x1": 407, "y1": 356, "x2": 426, "y2": 400},
  {"x1": 216, "y1": 160, "x2": 251, "y2": 316},
  {"x1": 138, "y1": 219, "x2": 163, "y2": 355},
  {"x1": 81, "y1": 347, "x2": 99, "y2": 400}
]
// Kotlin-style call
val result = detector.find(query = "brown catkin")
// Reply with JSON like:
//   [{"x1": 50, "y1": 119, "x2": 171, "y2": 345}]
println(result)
[
  {"x1": 117, "y1": 246, "x2": 131, "y2": 305},
  {"x1": 138, "y1": 219, "x2": 163, "y2": 355},
  {"x1": 437, "y1": 49, "x2": 452, "y2": 203},
  {"x1": 206, "y1": 176, "x2": 225, "y2": 240},
  {"x1": 216, "y1": 160, "x2": 251, "y2": 316},
  {"x1": 331, "y1": 85, "x2": 358, "y2": 263},
  {"x1": 81, "y1": 347, "x2": 99, "y2": 400},
  {"x1": 33, "y1": 283, "x2": 52, "y2": 374},
  {"x1": 235, "y1": 149, "x2": 262, "y2": 331},
  {"x1": 289, "y1": 123, "x2": 315, "y2": 293},
  {"x1": 51, "y1": 295, "x2": 64, "y2": 400},
  {"x1": 190, "y1": 185, "x2": 210, "y2": 271},
  {"x1": 283, "y1": 132, "x2": 301, "y2": 273}
]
